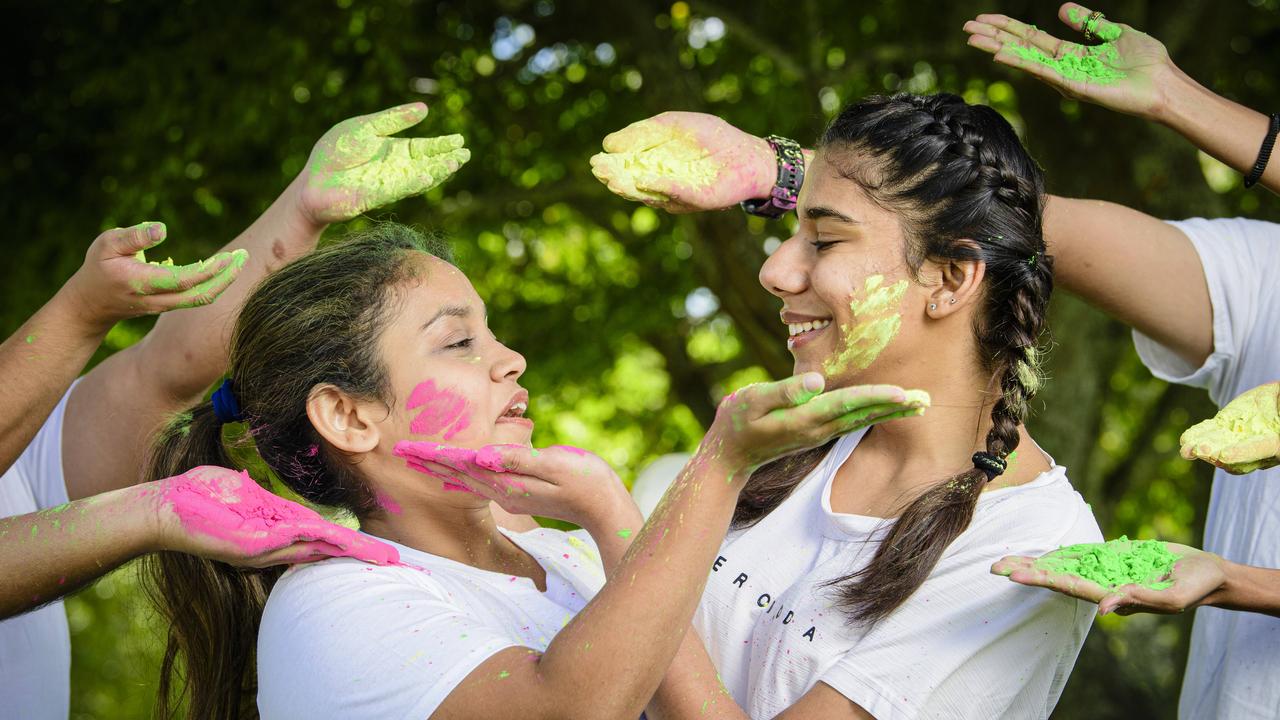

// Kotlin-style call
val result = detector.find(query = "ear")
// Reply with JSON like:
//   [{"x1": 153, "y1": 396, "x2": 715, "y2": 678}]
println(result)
[
  {"x1": 306, "y1": 384, "x2": 381, "y2": 454},
  {"x1": 925, "y1": 241, "x2": 986, "y2": 319}
]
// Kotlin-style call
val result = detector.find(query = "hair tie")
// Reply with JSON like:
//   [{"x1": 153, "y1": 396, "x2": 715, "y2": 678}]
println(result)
[
  {"x1": 972, "y1": 451, "x2": 1007, "y2": 481},
  {"x1": 211, "y1": 378, "x2": 245, "y2": 425}
]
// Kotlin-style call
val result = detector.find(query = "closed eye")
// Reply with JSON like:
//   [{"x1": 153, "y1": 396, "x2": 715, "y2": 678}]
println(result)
[
  {"x1": 447, "y1": 338, "x2": 473, "y2": 350},
  {"x1": 810, "y1": 240, "x2": 838, "y2": 252}
]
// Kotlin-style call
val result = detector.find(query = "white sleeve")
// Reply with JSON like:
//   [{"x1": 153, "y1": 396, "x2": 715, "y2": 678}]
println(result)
[
  {"x1": 257, "y1": 563, "x2": 524, "y2": 720},
  {"x1": 819, "y1": 491, "x2": 1100, "y2": 719},
  {"x1": 0, "y1": 383, "x2": 74, "y2": 515},
  {"x1": 1132, "y1": 218, "x2": 1280, "y2": 405}
]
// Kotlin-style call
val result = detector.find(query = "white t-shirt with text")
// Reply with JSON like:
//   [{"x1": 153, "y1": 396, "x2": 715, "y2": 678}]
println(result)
[
  {"x1": 1132, "y1": 217, "x2": 1280, "y2": 720},
  {"x1": 0, "y1": 385, "x2": 74, "y2": 720},
  {"x1": 693, "y1": 430, "x2": 1101, "y2": 719},
  {"x1": 257, "y1": 526, "x2": 605, "y2": 719}
]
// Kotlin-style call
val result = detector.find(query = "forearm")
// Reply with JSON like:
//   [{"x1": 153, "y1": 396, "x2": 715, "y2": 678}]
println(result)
[
  {"x1": 139, "y1": 172, "x2": 324, "y2": 400},
  {"x1": 533, "y1": 450, "x2": 741, "y2": 719},
  {"x1": 580, "y1": 497, "x2": 644, "y2": 574},
  {"x1": 647, "y1": 629, "x2": 748, "y2": 720},
  {"x1": 0, "y1": 483, "x2": 156, "y2": 619},
  {"x1": 1208, "y1": 560, "x2": 1280, "y2": 617},
  {"x1": 0, "y1": 289, "x2": 105, "y2": 476},
  {"x1": 1155, "y1": 67, "x2": 1279, "y2": 195}
]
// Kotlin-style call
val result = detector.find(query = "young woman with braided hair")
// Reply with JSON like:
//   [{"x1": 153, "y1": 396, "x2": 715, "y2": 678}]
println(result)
[{"x1": 592, "y1": 94, "x2": 1102, "y2": 718}]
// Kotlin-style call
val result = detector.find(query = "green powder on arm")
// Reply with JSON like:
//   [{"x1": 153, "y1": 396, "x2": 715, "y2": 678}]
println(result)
[{"x1": 1036, "y1": 536, "x2": 1178, "y2": 590}]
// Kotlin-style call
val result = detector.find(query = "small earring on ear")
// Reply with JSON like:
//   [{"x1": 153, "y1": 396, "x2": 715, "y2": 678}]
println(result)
[
  {"x1": 949, "y1": 297, "x2": 957, "y2": 304},
  {"x1": 928, "y1": 303, "x2": 937, "y2": 311}
]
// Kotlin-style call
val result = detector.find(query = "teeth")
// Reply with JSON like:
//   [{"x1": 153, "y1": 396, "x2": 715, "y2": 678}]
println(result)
[
  {"x1": 505, "y1": 401, "x2": 527, "y2": 417},
  {"x1": 787, "y1": 319, "x2": 831, "y2": 337}
]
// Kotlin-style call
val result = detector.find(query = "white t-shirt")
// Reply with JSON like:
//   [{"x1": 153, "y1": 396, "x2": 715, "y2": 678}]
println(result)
[
  {"x1": 0, "y1": 385, "x2": 74, "y2": 720},
  {"x1": 693, "y1": 430, "x2": 1102, "y2": 719},
  {"x1": 1131, "y1": 217, "x2": 1280, "y2": 720},
  {"x1": 257, "y1": 526, "x2": 606, "y2": 719}
]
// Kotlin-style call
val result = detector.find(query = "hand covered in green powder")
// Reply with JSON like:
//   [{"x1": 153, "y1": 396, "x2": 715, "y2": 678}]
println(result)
[
  {"x1": 1180, "y1": 382, "x2": 1280, "y2": 475},
  {"x1": 66, "y1": 221, "x2": 247, "y2": 333},
  {"x1": 964, "y1": 3, "x2": 1176, "y2": 121},
  {"x1": 590, "y1": 111, "x2": 776, "y2": 214},
  {"x1": 297, "y1": 102, "x2": 470, "y2": 225},
  {"x1": 992, "y1": 540, "x2": 1226, "y2": 616},
  {"x1": 704, "y1": 373, "x2": 930, "y2": 478}
]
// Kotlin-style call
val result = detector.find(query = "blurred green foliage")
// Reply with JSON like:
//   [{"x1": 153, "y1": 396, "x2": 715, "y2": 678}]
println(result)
[{"x1": 2, "y1": 0, "x2": 1278, "y2": 717}]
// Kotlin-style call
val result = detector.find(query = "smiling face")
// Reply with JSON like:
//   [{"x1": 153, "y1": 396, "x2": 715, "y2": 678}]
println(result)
[
  {"x1": 369, "y1": 254, "x2": 532, "y2": 462},
  {"x1": 759, "y1": 151, "x2": 935, "y2": 388}
]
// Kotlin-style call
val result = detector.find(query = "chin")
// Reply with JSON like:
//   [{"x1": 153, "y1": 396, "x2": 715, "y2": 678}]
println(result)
[{"x1": 490, "y1": 422, "x2": 535, "y2": 446}]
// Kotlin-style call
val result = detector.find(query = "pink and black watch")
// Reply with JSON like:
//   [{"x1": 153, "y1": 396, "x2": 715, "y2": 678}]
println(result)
[{"x1": 740, "y1": 135, "x2": 805, "y2": 219}]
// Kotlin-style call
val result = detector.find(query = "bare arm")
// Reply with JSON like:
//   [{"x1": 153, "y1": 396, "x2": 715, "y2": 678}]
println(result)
[
  {"x1": 964, "y1": 3, "x2": 1279, "y2": 195},
  {"x1": 62, "y1": 103, "x2": 470, "y2": 501},
  {"x1": 0, "y1": 223, "x2": 242, "y2": 479},
  {"x1": 0, "y1": 466, "x2": 396, "y2": 620}
]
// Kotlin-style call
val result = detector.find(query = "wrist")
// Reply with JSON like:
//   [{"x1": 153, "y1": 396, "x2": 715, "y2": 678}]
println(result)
[
  {"x1": 1150, "y1": 63, "x2": 1205, "y2": 128},
  {"x1": 1198, "y1": 554, "x2": 1235, "y2": 609},
  {"x1": 283, "y1": 172, "x2": 330, "y2": 238},
  {"x1": 50, "y1": 277, "x2": 117, "y2": 339},
  {"x1": 749, "y1": 134, "x2": 778, "y2": 200},
  {"x1": 579, "y1": 479, "x2": 643, "y2": 536}
]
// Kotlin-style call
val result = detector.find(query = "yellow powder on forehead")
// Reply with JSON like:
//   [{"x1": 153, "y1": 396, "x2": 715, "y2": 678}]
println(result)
[
  {"x1": 1180, "y1": 382, "x2": 1280, "y2": 473},
  {"x1": 822, "y1": 275, "x2": 909, "y2": 376}
]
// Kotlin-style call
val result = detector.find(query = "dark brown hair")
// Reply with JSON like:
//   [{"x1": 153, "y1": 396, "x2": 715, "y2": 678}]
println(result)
[
  {"x1": 140, "y1": 224, "x2": 450, "y2": 719},
  {"x1": 735, "y1": 93, "x2": 1051, "y2": 625}
]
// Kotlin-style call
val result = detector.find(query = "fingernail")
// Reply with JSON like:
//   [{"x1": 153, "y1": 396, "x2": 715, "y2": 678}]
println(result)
[
  {"x1": 801, "y1": 373, "x2": 824, "y2": 393},
  {"x1": 147, "y1": 222, "x2": 166, "y2": 241}
]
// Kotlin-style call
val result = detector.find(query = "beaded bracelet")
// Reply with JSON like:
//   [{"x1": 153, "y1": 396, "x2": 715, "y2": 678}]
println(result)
[{"x1": 1244, "y1": 112, "x2": 1280, "y2": 189}]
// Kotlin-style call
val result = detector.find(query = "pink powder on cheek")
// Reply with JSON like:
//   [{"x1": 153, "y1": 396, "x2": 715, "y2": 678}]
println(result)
[{"x1": 406, "y1": 380, "x2": 471, "y2": 440}]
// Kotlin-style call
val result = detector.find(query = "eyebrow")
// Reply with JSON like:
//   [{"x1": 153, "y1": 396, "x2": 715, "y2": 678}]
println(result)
[
  {"x1": 422, "y1": 303, "x2": 472, "y2": 332},
  {"x1": 804, "y1": 206, "x2": 859, "y2": 224}
]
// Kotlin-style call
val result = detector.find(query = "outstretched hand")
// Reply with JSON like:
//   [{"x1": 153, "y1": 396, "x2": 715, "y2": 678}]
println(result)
[
  {"x1": 964, "y1": 3, "x2": 1177, "y2": 121},
  {"x1": 298, "y1": 102, "x2": 471, "y2": 224},
  {"x1": 992, "y1": 541, "x2": 1226, "y2": 616},
  {"x1": 149, "y1": 466, "x2": 399, "y2": 568},
  {"x1": 590, "y1": 111, "x2": 775, "y2": 214},
  {"x1": 1180, "y1": 381, "x2": 1280, "y2": 475},
  {"x1": 68, "y1": 222, "x2": 248, "y2": 332}
]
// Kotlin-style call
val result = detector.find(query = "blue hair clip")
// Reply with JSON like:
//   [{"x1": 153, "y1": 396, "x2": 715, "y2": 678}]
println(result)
[{"x1": 211, "y1": 378, "x2": 245, "y2": 425}]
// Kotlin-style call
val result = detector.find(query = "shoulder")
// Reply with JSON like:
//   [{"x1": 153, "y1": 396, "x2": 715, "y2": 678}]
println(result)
[
  {"x1": 265, "y1": 556, "x2": 449, "y2": 621},
  {"x1": 963, "y1": 466, "x2": 1102, "y2": 555}
]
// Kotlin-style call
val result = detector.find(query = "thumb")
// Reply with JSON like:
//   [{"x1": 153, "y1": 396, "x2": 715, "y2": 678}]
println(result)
[
  {"x1": 363, "y1": 102, "x2": 429, "y2": 137},
  {"x1": 755, "y1": 372, "x2": 825, "y2": 411},
  {"x1": 100, "y1": 221, "x2": 167, "y2": 259}
]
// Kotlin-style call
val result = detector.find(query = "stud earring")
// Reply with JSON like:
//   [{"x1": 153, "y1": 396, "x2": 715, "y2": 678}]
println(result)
[
  {"x1": 928, "y1": 303, "x2": 937, "y2": 311},
  {"x1": 949, "y1": 298, "x2": 957, "y2": 304}
]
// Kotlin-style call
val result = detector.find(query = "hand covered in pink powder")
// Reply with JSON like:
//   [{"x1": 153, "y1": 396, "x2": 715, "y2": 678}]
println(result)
[
  {"x1": 394, "y1": 442, "x2": 637, "y2": 531},
  {"x1": 992, "y1": 542, "x2": 1226, "y2": 616},
  {"x1": 297, "y1": 103, "x2": 471, "y2": 225},
  {"x1": 148, "y1": 466, "x2": 399, "y2": 568},
  {"x1": 590, "y1": 111, "x2": 776, "y2": 214},
  {"x1": 65, "y1": 222, "x2": 248, "y2": 333},
  {"x1": 964, "y1": 3, "x2": 1175, "y2": 121}
]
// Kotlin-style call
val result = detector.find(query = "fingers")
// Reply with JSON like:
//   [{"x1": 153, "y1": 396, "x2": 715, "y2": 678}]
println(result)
[
  {"x1": 601, "y1": 118, "x2": 670, "y2": 154},
  {"x1": 134, "y1": 247, "x2": 247, "y2": 295},
  {"x1": 362, "y1": 102, "x2": 429, "y2": 136},
  {"x1": 1058, "y1": 3, "x2": 1124, "y2": 42},
  {"x1": 817, "y1": 404, "x2": 926, "y2": 437},
  {"x1": 99, "y1": 221, "x2": 167, "y2": 258},
  {"x1": 740, "y1": 373, "x2": 827, "y2": 414},
  {"x1": 407, "y1": 134, "x2": 465, "y2": 159},
  {"x1": 799, "y1": 383, "x2": 914, "y2": 423},
  {"x1": 297, "y1": 522, "x2": 401, "y2": 566}
]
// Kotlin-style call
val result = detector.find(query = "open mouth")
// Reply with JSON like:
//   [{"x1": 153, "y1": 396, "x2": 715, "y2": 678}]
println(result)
[
  {"x1": 496, "y1": 391, "x2": 532, "y2": 425},
  {"x1": 785, "y1": 317, "x2": 832, "y2": 348}
]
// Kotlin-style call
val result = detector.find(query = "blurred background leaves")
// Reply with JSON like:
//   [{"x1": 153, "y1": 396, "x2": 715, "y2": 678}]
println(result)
[{"x1": 1, "y1": 0, "x2": 1278, "y2": 716}]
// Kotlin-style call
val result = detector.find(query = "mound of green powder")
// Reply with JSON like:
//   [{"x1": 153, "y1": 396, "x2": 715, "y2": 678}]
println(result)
[
  {"x1": 1036, "y1": 536, "x2": 1177, "y2": 590},
  {"x1": 1006, "y1": 42, "x2": 1126, "y2": 85}
]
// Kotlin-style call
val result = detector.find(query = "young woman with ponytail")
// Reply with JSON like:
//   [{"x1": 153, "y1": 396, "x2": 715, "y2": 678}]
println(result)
[
  {"x1": 140, "y1": 222, "x2": 924, "y2": 720},
  {"x1": 593, "y1": 94, "x2": 1103, "y2": 718}
]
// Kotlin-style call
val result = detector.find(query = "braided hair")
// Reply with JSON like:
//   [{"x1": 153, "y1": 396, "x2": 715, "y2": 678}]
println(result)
[{"x1": 734, "y1": 93, "x2": 1052, "y2": 625}]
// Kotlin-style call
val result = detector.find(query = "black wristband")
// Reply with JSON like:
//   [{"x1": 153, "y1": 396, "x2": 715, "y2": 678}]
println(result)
[
  {"x1": 741, "y1": 135, "x2": 805, "y2": 219},
  {"x1": 1244, "y1": 112, "x2": 1280, "y2": 189}
]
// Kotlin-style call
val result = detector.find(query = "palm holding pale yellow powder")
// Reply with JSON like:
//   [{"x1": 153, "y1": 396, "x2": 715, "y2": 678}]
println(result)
[{"x1": 1180, "y1": 381, "x2": 1280, "y2": 474}]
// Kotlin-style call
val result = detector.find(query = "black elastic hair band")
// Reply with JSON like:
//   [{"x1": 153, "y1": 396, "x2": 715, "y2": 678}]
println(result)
[{"x1": 972, "y1": 451, "x2": 1007, "y2": 481}]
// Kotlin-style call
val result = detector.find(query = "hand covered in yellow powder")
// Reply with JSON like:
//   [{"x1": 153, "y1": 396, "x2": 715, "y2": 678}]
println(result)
[
  {"x1": 993, "y1": 542, "x2": 1227, "y2": 616},
  {"x1": 298, "y1": 103, "x2": 471, "y2": 224},
  {"x1": 1180, "y1": 381, "x2": 1280, "y2": 474},
  {"x1": 67, "y1": 222, "x2": 248, "y2": 333},
  {"x1": 590, "y1": 111, "x2": 776, "y2": 213},
  {"x1": 963, "y1": 3, "x2": 1175, "y2": 121}
]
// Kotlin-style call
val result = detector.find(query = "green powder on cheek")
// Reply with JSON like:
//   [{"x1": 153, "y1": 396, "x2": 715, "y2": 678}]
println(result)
[
  {"x1": 1036, "y1": 536, "x2": 1178, "y2": 590},
  {"x1": 1006, "y1": 42, "x2": 1126, "y2": 84},
  {"x1": 822, "y1": 275, "x2": 908, "y2": 376}
]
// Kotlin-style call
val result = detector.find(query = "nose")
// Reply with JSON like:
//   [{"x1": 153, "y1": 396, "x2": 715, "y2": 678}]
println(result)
[
  {"x1": 491, "y1": 340, "x2": 527, "y2": 384},
  {"x1": 758, "y1": 235, "x2": 810, "y2": 299}
]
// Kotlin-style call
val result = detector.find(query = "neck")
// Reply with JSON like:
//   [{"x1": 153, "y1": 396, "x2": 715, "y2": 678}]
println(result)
[{"x1": 361, "y1": 495, "x2": 517, "y2": 569}]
